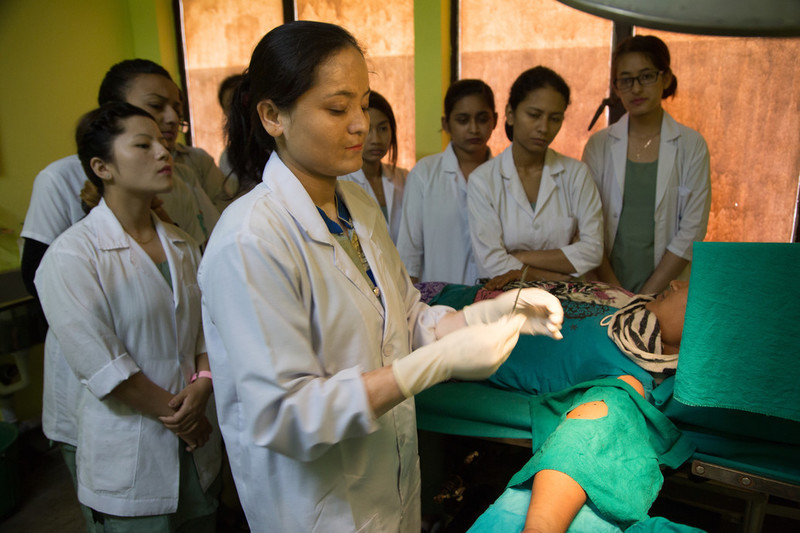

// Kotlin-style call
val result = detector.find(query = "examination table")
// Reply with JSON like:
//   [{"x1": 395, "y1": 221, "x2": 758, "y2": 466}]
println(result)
[{"x1": 415, "y1": 242, "x2": 800, "y2": 532}]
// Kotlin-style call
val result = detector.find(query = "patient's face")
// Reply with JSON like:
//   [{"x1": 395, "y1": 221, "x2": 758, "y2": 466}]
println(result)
[{"x1": 646, "y1": 280, "x2": 689, "y2": 348}]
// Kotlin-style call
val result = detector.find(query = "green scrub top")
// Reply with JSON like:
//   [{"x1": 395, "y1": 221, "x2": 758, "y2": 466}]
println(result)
[
  {"x1": 157, "y1": 261, "x2": 173, "y2": 290},
  {"x1": 610, "y1": 159, "x2": 657, "y2": 293}
]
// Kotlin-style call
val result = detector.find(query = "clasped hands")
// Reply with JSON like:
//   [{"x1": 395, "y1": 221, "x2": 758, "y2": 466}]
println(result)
[{"x1": 160, "y1": 378, "x2": 213, "y2": 452}]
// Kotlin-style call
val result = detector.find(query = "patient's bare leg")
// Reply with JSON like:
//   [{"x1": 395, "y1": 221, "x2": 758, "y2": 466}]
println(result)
[{"x1": 522, "y1": 376, "x2": 645, "y2": 533}]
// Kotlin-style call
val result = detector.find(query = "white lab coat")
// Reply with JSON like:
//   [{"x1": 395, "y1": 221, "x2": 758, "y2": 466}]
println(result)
[
  {"x1": 21, "y1": 155, "x2": 86, "y2": 246},
  {"x1": 468, "y1": 146, "x2": 604, "y2": 278},
  {"x1": 24, "y1": 155, "x2": 207, "y2": 450},
  {"x1": 21, "y1": 156, "x2": 95, "y2": 449},
  {"x1": 198, "y1": 153, "x2": 450, "y2": 533},
  {"x1": 582, "y1": 111, "x2": 711, "y2": 267},
  {"x1": 339, "y1": 165, "x2": 408, "y2": 243},
  {"x1": 34, "y1": 200, "x2": 220, "y2": 516},
  {"x1": 396, "y1": 143, "x2": 480, "y2": 284}
]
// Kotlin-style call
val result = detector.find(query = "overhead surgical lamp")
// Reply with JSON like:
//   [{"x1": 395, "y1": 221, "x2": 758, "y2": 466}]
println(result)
[{"x1": 557, "y1": 0, "x2": 800, "y2": 37}]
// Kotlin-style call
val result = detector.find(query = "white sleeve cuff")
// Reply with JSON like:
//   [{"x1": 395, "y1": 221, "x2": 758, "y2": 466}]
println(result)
[{"x1": 85, "y1": 353, "x2": 141, "y2": 399}]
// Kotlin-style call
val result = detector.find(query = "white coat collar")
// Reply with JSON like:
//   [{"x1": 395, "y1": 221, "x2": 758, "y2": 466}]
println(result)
[
  {"x1": 607, "y1": 111, "x2": 681, "y2": 143},
  {"x1": 499, "y1": 146, "x2": 564, "y2": 215},
  {"x1": 260, "y1": 153, "x2": 342, "y2": 246},
  {"x1": 91, "y1": 198, "x2": 187, "y2": 251},
  {"x1": 342, "y1": 168, "x2": 398, "y2": 202},
  {"x1": 443, "y1": 142, "x2": 493, "y2": 187},
  {"x1": 333, "y1": 183, "x2": 385, "y2": 315},
  {"x1": 441, "y1": 143, "x2": 460, "y2": 176},
  {"x1": 89, "y1": 198, "x2": 189, "y2": 306},
  {"x1": 261, "y1": 153, "x2": 384, "y2": 312}
]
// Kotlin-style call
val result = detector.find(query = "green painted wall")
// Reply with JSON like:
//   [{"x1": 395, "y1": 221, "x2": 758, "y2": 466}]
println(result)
[
  {"x1": 413, "y1": 0, "x2": 450, "y2": 160},
  {"x1": 0, "y1": 0, "x2": 178, "y2": 260}
]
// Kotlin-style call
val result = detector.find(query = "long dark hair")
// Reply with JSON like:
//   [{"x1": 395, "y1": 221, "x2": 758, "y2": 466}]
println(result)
[
  {"x1": 368, "y1": 91, "x2": 399, "y2": 171},
  {"x1": 505, "y1": 66, "x2": 570, "y2": 141},
  {"x1": 612, "y1": 35, "x2": 677, "y2": 99},
  {"x1": 226, "y1": 21, "x2": 363, "y2": 192}
]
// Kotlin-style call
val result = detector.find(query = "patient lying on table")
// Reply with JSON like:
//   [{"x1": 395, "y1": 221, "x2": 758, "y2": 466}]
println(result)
[
  {"x1": 425, "y1": 280, "x2": 700, "y2": 532},
  {"x1": 503, "y1": 281, "x2": 694, "y2": 533}
]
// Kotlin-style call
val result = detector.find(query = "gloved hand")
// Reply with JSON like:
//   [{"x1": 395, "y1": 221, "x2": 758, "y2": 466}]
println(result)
[
  {"x1": 462, "y1": 288, "x2": 564, "y2": 339},
  {"x1": 392, "y1": 315, "x2": 526, "y2": 398}
]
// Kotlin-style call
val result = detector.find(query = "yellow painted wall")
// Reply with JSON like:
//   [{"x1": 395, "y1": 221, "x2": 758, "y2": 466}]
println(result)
[
  {"x1": 0, "y1": 0, "x2": 178, "y2": 255},
  {"x1": 414, "y1": 0, "x2": 451, "y2": 159}
]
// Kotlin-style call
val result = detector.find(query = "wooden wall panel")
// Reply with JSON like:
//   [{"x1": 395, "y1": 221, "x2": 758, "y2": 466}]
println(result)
[
  {"x1": 640, "y1": 29, "x2": 800, "y2": 243},
  {"x1": 459, "y1": 0, "x2": 800, "y2": 244},
  {"x1": 296, "y1": 0, "x2": 416, "y2": 171},
  {"x1": 180, "y1": 0, "x2": 283, "y2": 162},
  {"x1": 460, "y1": 0, "x2": 613, "y2": 160}
]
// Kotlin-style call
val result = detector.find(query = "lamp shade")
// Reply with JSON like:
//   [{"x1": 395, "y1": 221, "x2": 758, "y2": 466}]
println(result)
[{"x1": 558, "y1": 0, "x2": 800, "y2": 37}]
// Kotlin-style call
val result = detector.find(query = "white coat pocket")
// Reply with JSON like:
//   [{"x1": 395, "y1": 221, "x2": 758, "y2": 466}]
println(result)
[{"x1": 78, "y1": 405, "x2": 141, "y2": 492}]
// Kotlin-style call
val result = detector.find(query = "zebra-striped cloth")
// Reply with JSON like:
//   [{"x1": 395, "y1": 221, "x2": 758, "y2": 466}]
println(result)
[{"x1": 604, "y1": 295, "x2": 678, "y2": 374}]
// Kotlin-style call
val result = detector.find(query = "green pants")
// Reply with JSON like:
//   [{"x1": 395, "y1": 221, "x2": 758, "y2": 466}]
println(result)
[{"x1": 60, "y1": 443, "x2": 219, "y2": 533}]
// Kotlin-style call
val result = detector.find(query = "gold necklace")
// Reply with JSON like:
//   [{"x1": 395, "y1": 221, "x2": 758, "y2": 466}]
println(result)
[
  {"x1": 130, "y1": 228, "x2": 157, "y2": 245},
  {"x1": 631, "y1": 131, "x2": 660, "y2": 160}
]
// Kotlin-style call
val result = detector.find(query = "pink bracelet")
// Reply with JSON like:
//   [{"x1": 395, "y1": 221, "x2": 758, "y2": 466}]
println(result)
[{"x1": 191, "y1": 370, "x2": 212, "y2": 383}]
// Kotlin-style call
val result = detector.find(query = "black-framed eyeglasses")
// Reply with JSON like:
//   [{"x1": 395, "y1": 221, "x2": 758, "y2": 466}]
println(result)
[
  {"x1": 180, "y1": 121, "x2": 190, "y2": 134},
  {"x1": 613, "y1": 70, "x2": 663, "y2": 91}
]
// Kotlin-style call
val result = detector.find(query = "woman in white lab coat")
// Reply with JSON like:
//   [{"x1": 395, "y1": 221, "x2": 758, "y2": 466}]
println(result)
[
  {"x1": 34, "y1": 102, "x2": 220, "y2": 531},
  {"x1": 396, "y1": 79, "x2": 498, "y2": 284},
  {"x1": 582, "y1": 35, "x2": 711, "y2": 294},
  {"x1": 339, "y1": 91, "x2": 408, "y2": 243},
  {"x1": 198, "y1": 21, "x2": 563, "y2": 533},
  {"x1": 21, "y1": 61, "x2": 216, "y2": 515},
  {"x1": 468, "y1": 66, "x2": 604, "y2": 290}
]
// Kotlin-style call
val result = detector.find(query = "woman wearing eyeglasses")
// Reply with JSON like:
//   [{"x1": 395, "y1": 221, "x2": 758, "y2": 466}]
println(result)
[{"x1": 582, "y1": 35, "x2": 711, "y2": 294}]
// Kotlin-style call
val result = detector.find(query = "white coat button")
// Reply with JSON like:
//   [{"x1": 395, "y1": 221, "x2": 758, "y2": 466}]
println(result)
[
  {"x1": 383, "y1": 345, "x2": 394, "y2": 358},
  {"x1": 534, "y1": 223, "x2": 540, "y2": 230}
]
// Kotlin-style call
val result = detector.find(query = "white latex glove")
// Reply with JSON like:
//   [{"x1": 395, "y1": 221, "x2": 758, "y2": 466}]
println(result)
[
  {"x1": 392, "y1": 315, "x2": 526, "y2": 398},
  {"x1": 462, "y1": 288, "x2": 564, "y2": 339}
]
